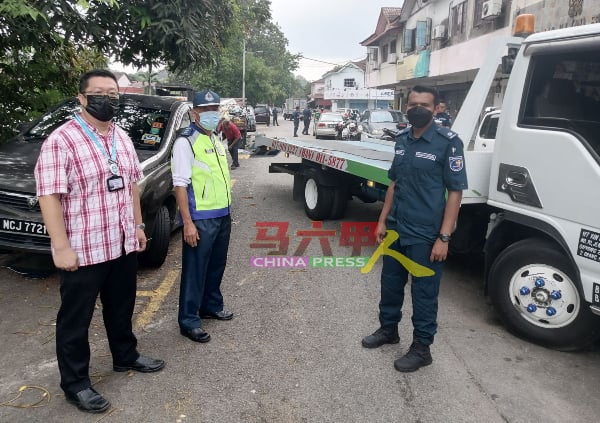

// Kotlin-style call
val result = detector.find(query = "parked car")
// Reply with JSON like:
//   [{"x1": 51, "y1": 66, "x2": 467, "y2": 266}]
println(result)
[
  {"x1": 254, "y1": 105, "x2": 270, "y2": 125},
  {"x1": 358, "y1": 109, "x2": 408, "y2": 138},
  {"x1": 313, "y1": 112, "x2": 345, "y2": 139},
  {"x1": 0, "y1": 94, "x2": 192, "y2": 268}
]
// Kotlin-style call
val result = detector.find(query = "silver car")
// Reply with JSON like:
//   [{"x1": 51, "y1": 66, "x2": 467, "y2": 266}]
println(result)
[{"x1": 313, "y1": 112, "x2": 344, "y2": 139}]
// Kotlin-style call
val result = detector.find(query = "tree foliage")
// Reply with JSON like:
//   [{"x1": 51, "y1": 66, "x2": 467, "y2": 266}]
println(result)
[
  {"x1": 0, "y1": 0, "x2": 234, "y2": 141},
  {"x1": 0, "y1": 0, "x2": 307, "y2": 140},
  {"x1": 173, "y1": 0, "x2": 305, "y2": 107}
]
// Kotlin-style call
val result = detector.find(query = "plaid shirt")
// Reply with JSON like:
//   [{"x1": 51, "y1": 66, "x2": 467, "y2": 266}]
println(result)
[{"x1": 35, "y1": 115, "x2": 143, "y2": 266}]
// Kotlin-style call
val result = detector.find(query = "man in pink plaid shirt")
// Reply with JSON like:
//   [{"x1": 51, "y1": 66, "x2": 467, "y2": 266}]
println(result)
[{"x1": 35, "y1": 69, "x2": 165, "y2": 414}]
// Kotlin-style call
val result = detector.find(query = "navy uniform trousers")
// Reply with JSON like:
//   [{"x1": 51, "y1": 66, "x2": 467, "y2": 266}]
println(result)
[
  {"x1": 178, "y1": 214, "x2": 231, "y2": 330},
  {"x1": 57, "y1": 251, "x2": 139, "y2": 395},
  {"x1": 378, "y1": 240, "x2": 444, "y2": 346}
]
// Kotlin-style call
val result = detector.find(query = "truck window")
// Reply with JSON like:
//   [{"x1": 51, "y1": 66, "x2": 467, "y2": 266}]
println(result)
[
  {"x1": 522, "y1": 50, "x2": 600, "y2": 159},
  {"x1": 479, "y1": 113, "x2": 499, "y2": 139}
]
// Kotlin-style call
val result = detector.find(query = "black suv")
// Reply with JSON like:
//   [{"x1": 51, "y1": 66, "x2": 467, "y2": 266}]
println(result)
[
  {"x1": 254, "y1": 105, "x2": 270, "y2": 125},
  {"x1": 0, "y1": 94, "x2": 192, "y2": 268}
]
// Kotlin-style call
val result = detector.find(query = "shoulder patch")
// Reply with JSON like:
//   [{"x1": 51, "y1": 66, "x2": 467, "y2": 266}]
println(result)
[{"x1": 436, "y1": 126, "x2": 457, "y2": 140}]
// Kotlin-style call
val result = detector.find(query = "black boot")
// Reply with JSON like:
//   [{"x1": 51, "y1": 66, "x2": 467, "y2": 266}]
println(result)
[
  {"x1": 393, "y1": 341, "x2": 432, "y2": 372},
  {"x1": 361, "y1": 326, "x2": 399, "y2": 348}
]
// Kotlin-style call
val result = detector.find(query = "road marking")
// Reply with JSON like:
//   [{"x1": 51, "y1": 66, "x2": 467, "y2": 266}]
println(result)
[{"x1": 135, "y1": 269, "x2": 179, "y2": 330}]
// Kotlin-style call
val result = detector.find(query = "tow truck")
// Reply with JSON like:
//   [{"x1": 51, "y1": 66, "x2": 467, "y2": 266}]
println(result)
[{"x1": 254, "y1": 16, "x2": 600, "y2": 350}]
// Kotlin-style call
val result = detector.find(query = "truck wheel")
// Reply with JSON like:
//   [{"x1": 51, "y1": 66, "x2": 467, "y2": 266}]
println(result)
[
  {"x1": 138, "y1": 205, "x2": 171, "y2": 268},
  {"x1": 328, "y1": 187, "x2": 348, "y2": 220},
  {"x1": 303, "y1": 176, "x2": 332, "y2": 220},
  {"x1": 488, "y1": 238, "x2": 600, "y2": 351}
]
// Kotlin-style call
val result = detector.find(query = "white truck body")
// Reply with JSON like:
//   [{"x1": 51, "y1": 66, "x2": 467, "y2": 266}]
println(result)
[{"x1": 258, "y1": 22, "x2": 600, "y2": 350}]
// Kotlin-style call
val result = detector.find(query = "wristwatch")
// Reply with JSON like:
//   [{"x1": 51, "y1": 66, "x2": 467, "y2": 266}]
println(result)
[
  {"x1": 438, "y1": 233, "x2": 451, "y2": 243},
  {"x1": 136, "y1": 223, "x2": 146, "y2": 231}
]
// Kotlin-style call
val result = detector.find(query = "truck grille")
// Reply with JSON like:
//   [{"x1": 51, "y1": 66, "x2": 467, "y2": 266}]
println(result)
[{"x1": 0, "y1": 190, "x2": 41, "y2": 213}]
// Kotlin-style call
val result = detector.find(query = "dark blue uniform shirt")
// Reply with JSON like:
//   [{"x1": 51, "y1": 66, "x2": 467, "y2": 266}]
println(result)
[{"x1": 388, "y1": 123, "x2": 468, "y2": 246}]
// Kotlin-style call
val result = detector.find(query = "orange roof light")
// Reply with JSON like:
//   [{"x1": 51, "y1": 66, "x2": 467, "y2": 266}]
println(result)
[{"x1": 514, "y1": 14, "x2": 535, "y2": 37}]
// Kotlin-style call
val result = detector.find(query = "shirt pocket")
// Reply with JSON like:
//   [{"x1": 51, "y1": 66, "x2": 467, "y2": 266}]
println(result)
[{"x1": 412, "y1": 156, "x2": 436, "y2": 170}]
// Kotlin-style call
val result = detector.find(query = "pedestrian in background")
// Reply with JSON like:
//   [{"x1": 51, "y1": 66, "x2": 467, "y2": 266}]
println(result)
[
  {"x1": 272, "y1": 106, "x2": 279, "y2": 126},
  {"x1": 292, "y1": 106, "x2": 301, "y2": 137},
  {"x1": 361, "y1": 85, "x2": 467, "y2": 373},
  {"x1": 434, "y1": 100, "x2": 452, "y2": 127},
  {"x1": 171, "y1": 89, "x2": 234, "y2": 345},
  {"x1": 302, "y1": 105, "x2": 312, "y2": 135},
  {"x1": 219, "y1": 118, "x2": 242, "y2": 169},
  {"x1": 35, "y1": 69, "x2": 165, "y2": 414}
]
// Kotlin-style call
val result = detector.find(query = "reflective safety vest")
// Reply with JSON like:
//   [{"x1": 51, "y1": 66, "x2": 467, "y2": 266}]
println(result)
[{"x1": 182, "y1": 127, "x2": 231, "y2": 219}]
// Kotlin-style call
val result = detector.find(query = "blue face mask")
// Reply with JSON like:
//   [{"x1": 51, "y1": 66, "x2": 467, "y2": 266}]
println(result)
[{"x1": 198, "y1": 111, "x2": 220, "y2": 132}]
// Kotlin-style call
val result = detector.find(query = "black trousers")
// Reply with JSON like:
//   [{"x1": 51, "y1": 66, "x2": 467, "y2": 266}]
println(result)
[{"x1": 56, "y1": 252, "x2": 139, "y2": 395}]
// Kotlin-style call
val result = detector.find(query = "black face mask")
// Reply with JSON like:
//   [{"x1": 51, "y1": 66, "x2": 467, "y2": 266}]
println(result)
[
  {"x1": 406, "y1": 106, "x2": 433, "y2": 129},
  {"x1": 85, "y1": 95, "x2": 119, "y2": 122}
]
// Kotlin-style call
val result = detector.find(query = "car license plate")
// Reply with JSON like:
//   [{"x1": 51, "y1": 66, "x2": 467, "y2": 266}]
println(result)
[
  {"x1": 328, "y1": 124, "x2": 336, "y2": 128},
  {"x1": 0, "y1": 218, "x2": 48, "y2": 236}
]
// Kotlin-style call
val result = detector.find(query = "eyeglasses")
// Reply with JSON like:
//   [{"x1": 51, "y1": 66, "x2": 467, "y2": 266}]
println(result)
[{"x1": 83, "y1": 92, "x2": 120, "y2": 99}]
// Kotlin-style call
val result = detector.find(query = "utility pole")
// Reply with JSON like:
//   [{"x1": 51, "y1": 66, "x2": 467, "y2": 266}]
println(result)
[{"x1": 242, "y1": 38, "x2": 246, "y2": 107}]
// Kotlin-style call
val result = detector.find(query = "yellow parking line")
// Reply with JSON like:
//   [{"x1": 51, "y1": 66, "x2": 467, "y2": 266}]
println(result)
[{"x1": 135, "y1": 269, "x2": 179, "y2": 330}]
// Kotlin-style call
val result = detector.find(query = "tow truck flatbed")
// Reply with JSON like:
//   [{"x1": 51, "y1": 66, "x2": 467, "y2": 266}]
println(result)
[{"x1": 255, "y1": 134, "x2": 490, "y2": 204}]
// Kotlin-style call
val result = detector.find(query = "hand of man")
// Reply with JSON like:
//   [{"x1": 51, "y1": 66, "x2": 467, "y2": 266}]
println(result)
[
  {"x1": 430, "y1": 239, "x2": 449, "y2": 262},
  {"x1": 52, "y1": 245, "x2": 79, "y2": 272},
  {"x1": 136, "y1": 227, "x2": 147, "y2": 252},
  {"x1": 183, "y1": 221, "x2": 200, "y2": 247},
  {"x1": 376, "y1": 221, "x2": 387, "y2": 244}
]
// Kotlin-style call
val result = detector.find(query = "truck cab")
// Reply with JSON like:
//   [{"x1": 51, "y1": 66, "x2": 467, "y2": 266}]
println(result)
[{"x1": 481, "y1": 22, "x2": 600, "y2": 350}]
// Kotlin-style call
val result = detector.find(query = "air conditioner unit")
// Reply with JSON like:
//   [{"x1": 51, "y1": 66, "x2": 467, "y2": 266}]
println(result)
[
  {"x1": 432, "y1": 24, "x2": 446, "y2": 40},
  {"x1": 388, "y1": 53, "x2": 397, "y2": 64},
  {"x1": 482, "y1": 0, "x2": 502, "y2": 20}
]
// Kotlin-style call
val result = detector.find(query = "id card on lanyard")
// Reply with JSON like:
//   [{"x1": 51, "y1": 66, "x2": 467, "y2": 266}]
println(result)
[{"x1": 74, "y1": 114, "x2": 124, "y2": 191}]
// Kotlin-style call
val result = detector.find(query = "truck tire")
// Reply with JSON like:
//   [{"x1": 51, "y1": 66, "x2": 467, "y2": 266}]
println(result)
[
  {"x1": 328, "y1": 187, "x2": 348, "y2": 220},
  {"x1": 303, "y1": 176, "x2": 332, "y2": 220},
  {"x1": 488, "y1": 238, "x2": 600, "y2": 351},
  {"x1": 138, "y1": 205, "x2": 171, "y2": 268}
]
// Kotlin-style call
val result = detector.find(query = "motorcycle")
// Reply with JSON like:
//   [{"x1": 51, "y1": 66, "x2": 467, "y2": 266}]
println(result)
[
  {"x1": 347, "y1": 120, "x2": 362, "y2": 141},
  {"x1": 335, "y1": 121, "x2": 349, "y2": 140}
]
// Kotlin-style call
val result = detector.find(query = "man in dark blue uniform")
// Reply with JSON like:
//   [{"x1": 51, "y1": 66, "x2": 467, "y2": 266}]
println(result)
[
  {"x1": 302, "y1": 106, "x2": 312, "y2": 135},
  {"x1": 292, "y1": 106, "x2": 301, "y2": 137},
  {"x1": 361, "y1": 85, "x2": 468, "y2": 372},
  {"x1": 434, "y1": 100, "x2": 452, "y2": 127}
]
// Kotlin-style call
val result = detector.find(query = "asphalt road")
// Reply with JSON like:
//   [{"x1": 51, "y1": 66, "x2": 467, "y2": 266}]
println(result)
[{"x1": 1, "y1": 119, "x2": 599, "y2": 423}]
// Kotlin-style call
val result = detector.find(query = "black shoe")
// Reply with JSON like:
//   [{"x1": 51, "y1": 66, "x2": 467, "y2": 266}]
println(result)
[
  {"x1": 65, "y1": 387, "x2": 110, "y2": 414},
  {"x1": 180, "y1": 327, "x2": 211, "y2": 343},
  {"x1": 114, "y1": 354, "x2": 166, "y2": 373},
  {"x1": 361, "y1": 326, "x2": 400, "y2": 348},
  {"x1": 393, "y1": 341, "x2": 433, "y2": 372},
  {"x1": 293, "y1": 134, "x2": 298, "y2": 137},
  {"x1": 199, "y1": 309, "x2": 234, "y2": 321},
  {"x1": 231, "y1": 164, "x2": 239, "y2": 169}
]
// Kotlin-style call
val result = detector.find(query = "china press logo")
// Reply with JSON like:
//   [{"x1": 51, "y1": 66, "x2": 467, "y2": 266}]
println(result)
[{"x1": 249, "y1": 221, "x2": 434, "y2": 277}]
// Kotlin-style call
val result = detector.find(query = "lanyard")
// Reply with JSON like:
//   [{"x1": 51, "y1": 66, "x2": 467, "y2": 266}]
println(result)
[{"x1": 74, "y1": 114, "x2": 119, "y2": 174}]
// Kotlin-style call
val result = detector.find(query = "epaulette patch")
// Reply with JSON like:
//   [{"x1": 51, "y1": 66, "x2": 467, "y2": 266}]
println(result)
[{"x1": 436, "y1": 126, "x2": 457, "y2": 140}]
